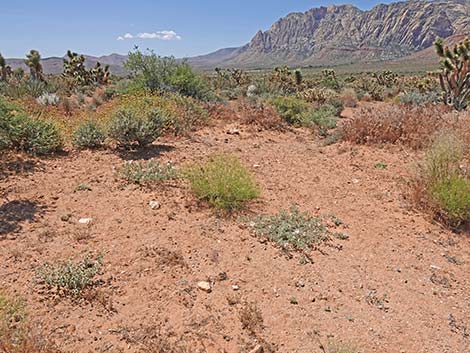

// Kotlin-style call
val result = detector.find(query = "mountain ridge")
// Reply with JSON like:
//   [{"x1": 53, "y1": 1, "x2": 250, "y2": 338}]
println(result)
[{"x1": 4, "y1": 0, "x2": 470, "y2": 73}]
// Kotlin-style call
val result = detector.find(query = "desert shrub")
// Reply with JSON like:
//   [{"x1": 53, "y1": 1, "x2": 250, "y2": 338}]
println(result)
[
  {"x1": 167, "y1": 62, "x2": 213, "y2": 101},
  {"x1": 117, "y1": 160, "x2": 177, "y2": 184},
  {"x1": 248, "y1": 206, "x2": 331, "y2": 250},
  {"x1": 0, "y1": 114, "x2": 62, "y2": 155},
  {"x1": 297, "y1": 87, "x2": 338, "y2": 104},
  {"x1": 270, "y1": 96, "x2": 309, "y2": 125},
  {"x1": 413, "y1": 133, "x2": 470, "y2": 227},
  {"x1": 300, "y1": 104, "x2": 340, "y2": 130},
  {"x1": 108, "y1": 92, "x2": 208, "y2": 136},
  {"x1": 399, "y1": 90, "x2": 441, "y2": 106},
  {"x1": 36, "y1": 93, "x2": 60, "y2": 106},
  {"x1": 341, "y1": 104, "x2": 446, "y2": 149},
  {"x1": 107, "y1": 107, "x2": 164, "y2": 148},
  {"x1": 430, "y1": 175, "x2": 470, "y2": 224},
  {"x1": 340, "y1": 88, "x2": 358, "y2": 108},
  {"x1": 184, "y1": 154, "x2": 260, "y2": 211},
  {"x1": 125, "y1": 48, "x2": 214, "y2": 100},
  {"x1": 72, "y1": 120, "x2": 105, "y2": 149},
  {"x1": 37, "y1": 255, "x2": 103, "y2": 296},
  {"x1": 327, "y1": 340, "x2": 361, "y2": 353}
]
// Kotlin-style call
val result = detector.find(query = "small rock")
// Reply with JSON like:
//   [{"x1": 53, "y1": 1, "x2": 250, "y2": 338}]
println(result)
[
  {"x1": 227, "y1": 128, "x2": 240, "y2": 135},
  {"x1": 78, "y1": 218, "x2": 93, "y2": 225},
  {"x1": 295, "y1": 280, "x2": 305, "y2": 288},
  {"x1": 231, "y1": 284, "x2": 240, "y2": 291},
  {"x1": 149, "y1": 200, "x2": 161, "y2": 210},
  {"x1": 197, "y1": 281, "x2": 212, "y2": 293},
  {"x1": 249, "y1": 345, "x2": 263, "y2": 353}
]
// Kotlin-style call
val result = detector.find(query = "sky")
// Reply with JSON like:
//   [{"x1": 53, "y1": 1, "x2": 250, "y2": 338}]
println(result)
[{"x1": 0, "y1": 0, "x2": 397, "y2": 59}]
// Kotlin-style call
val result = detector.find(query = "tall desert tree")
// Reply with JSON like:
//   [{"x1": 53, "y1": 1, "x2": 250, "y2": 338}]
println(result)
[
  {"x1": 435, "y1": 38, "x2": 470, "y2": 111},
  {"x1": 0, "y1": 53, "x2": 12, "y2": 82},
  {"x1": 24, "y1": 49, "x2": 44, "y2": 81}
]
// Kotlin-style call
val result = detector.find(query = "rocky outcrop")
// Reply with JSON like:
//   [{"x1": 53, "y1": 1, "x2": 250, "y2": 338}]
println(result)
[{"x1": 201, "y1": 0, "x2": 470, "y2": 68}]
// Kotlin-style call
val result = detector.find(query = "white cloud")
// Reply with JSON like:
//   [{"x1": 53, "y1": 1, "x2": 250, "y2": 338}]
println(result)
[{"x1": 117, "y1": 30, "x2": 181, "y2": 41}]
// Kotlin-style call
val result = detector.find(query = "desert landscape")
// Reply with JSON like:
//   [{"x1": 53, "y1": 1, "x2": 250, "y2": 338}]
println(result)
[{"x1": 1, "y1": 1, "x2": 470, "y2": 352}]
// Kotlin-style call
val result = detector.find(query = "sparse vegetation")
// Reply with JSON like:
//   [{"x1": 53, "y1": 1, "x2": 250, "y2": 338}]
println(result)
[
  {"x1": 249, "y1": 206, "x2": 331, "y2": 251},
  {"x1": 72, "y1": 120, "x2": 105, "y2": 149},
  {"x1": 184, "y1": 154, "x2": 260, "y2": 211},
  {"x1": 117, "y1": 160, "x2": 177, "y2": 184},
  {"x1": 36, "y1": 255, "x2": 103, "y2": 296},
  {"x1": 413, "y1": 133, "x2": 470, "y2": 227}
]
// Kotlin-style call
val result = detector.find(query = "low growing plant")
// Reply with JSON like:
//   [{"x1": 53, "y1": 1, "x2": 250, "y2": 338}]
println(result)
[
  {"x1": 184, "y1": 154, "x2": 260, "y2": 211},
  {"x1": 36, "y1": 255, "x2": 103, "y2": 296},
  {"x1": 72, "y1": 120, "x2": 105, "y2": 149},
  {"x1": 249, "y1": 206, "x2": 331, "y2": 250},
  {"x1": 117, "y1": 160, "x2": 177, "y2": 184}
]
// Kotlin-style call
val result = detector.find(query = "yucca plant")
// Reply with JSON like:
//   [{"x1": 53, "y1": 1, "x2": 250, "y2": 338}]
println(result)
[
  {"x1": 435, "y1": 38, "x2": 470, "y2": 111},
  {"x1": 24, "y1": 50, "x2": 44, "y2": 81}
]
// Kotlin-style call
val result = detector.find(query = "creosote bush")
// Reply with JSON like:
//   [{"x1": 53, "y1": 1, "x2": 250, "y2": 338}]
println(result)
[
  {"x1": 117, "y1": 160, "x2": 177, "y2": 184},
  {"x1": 72, "y1": 120, "x2": 105, "y2": 149},
  {"x1": 36, "y1": 255, "x2": 103, "y2": 296},
  {"x1": 184, "y1": 154, "x2": 260, "y2": 211}
]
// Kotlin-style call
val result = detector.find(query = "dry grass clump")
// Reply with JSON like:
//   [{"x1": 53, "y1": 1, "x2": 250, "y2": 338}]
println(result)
[
  {"x1": 411, "y1": 132, "x2": 470, "y2": 228},
  {"x1": 340, "y1": 88, "x2": 358, "y2": 108},
  {"x1": 184, "y1": 154, "x2": 260, "y2": 211},
  {"x1": 0, "y1": 292, "x2": 58, "y2": 353},
  {"x1": 341, "y1": 104, "x2": 450, "y2": 149}
]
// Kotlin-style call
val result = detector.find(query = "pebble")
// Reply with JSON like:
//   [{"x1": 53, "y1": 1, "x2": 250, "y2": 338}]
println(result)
[
  {"x1": 149, "y1": 200, "x2": 161, "y2": 210},
  {"x1": 78, "y1": 218, "x2": 93, "y2": 225},
  {"x1": 231, "y1": 284, "x2": 240, "y2": 291},
  {"x1": 197, "y1": 281, "x2": 212, "y2": 293}
]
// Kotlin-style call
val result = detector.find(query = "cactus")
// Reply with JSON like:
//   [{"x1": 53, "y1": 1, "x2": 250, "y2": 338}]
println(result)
[
  {"x1": 0, "y1": 53, "x2": 12, "y2": 82},
  {"x1": 372, "y1": 70, "x2": 398, "y2": 87},
  {"x1": 321, "y1": 69, "x2": 339, "y2": 90},
  {"x1": 294, "y1": 69, "x2": 303, "y2": 85},
  {"x1": 62, "y1": 50, "x2": 109, "y2": 86},
  {"x1": 24, "y1": 50, "x2": 44, "y2": 81},
  {"x1": 435, "y1": 38, "x2": 470, "y2": 111}
]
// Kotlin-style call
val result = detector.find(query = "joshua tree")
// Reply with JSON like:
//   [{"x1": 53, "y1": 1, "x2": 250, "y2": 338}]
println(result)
[
  {"x1": 0, "y1": 53, "x2": 12, "y2": 81},
  {"x1": 435, "y1": 38, "x2": 470, "y2": 111},
  {"x1": 24, "y1": 49, "x2": 44, "y2": 81}
]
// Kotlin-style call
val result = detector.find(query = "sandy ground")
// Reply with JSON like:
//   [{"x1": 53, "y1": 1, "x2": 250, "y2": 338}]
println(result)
[{"x1": 1, "y1": 118, "x2": 469, "y2": 353}]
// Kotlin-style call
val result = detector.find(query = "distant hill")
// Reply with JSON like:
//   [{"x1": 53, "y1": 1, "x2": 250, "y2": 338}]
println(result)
[
  {"x1": 4, "y1": 0, "x2": 470, "y2": 73},
  {"x1": 5, "y1": 54, "x2": 127, "y2": 75}
]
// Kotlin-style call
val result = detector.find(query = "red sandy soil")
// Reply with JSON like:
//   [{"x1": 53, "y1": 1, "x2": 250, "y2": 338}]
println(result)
[{"x1": 1, "y1": 117, "x2": 469, "y2": 353}]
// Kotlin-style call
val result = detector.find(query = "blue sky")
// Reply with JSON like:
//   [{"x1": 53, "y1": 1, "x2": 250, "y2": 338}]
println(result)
[{"x1": 0, "y1": 0, "x2": 396, "y2": 58}]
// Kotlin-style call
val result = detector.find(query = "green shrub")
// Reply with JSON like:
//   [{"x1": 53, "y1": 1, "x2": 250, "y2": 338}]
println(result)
[
  {"x1": 184, "y1": 155, "x2": 260, "y2": 211},
  {"x1": 73, "y1": 120, "x2": 105, "y2": 149},
  {"x1": 431, "y1": 175, "x2": 470, "y2": 225},
  {"x1": 423, "y1": 133, "x2": 464, "y2": 182},
  {"x1": 299, "y1": 104, "x2": 339, "y2": 130},
  {"x1": 0, "y1": 292, "x2": 26, "y2": 335},
  {"x1": 107, "y1": 108, "x2": 164, "y2": 148},
  {"x1": 270, "y1": 96, "x2": 309, "y2": 125},
  {"x1": 416, "y1": 133, "x2": 470, "y2": 227},
  {"x1": 249, "y1": 206, "x2": 331, "y2": 250},
  {"x1": 168, "y1": 63, "x2": 213, "y2": 101},
  {"x1": 117, "y1": 160, "x2": 177, "y2": 184},
  {"x1": 125, "y1": 48, "x2": 214, "y2": 100},
  {"x1": 37, "y1": 255, "x2": 103, "y2": 296},
  {"x1": 0, "y1": 113, "x2": 62, "y2": 155}
]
